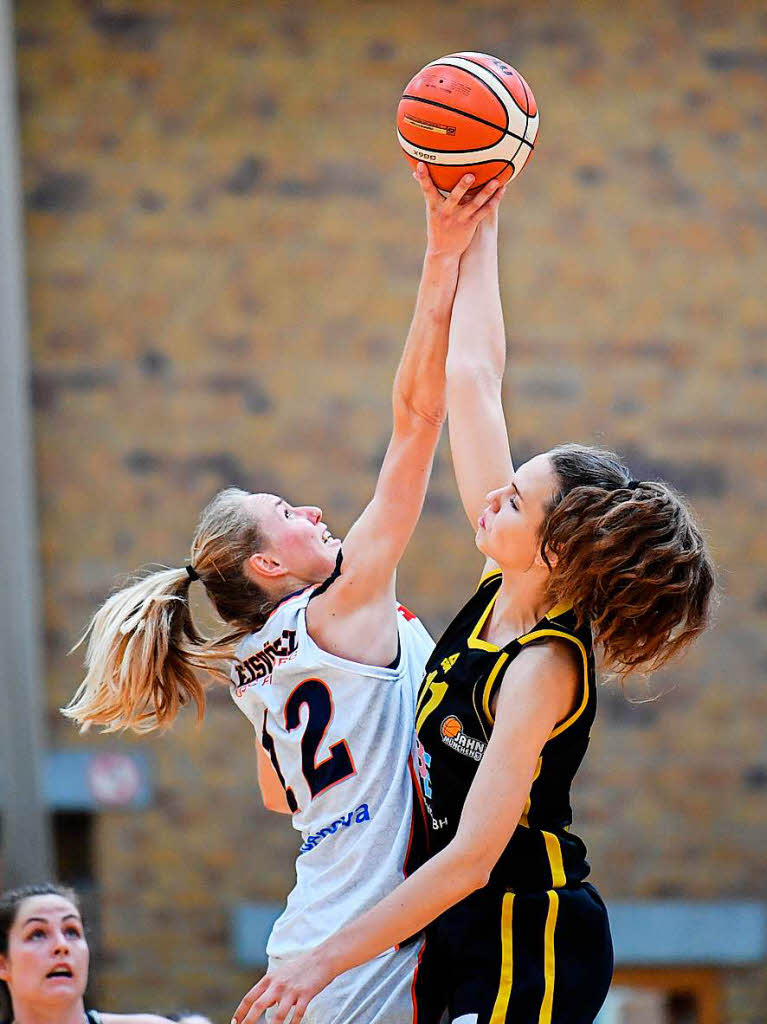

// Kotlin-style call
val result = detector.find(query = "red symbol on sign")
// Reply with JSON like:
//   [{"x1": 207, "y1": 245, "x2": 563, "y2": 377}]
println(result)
[{"x1": 88, "y1": 753, "x2": 141, "y2": 806}]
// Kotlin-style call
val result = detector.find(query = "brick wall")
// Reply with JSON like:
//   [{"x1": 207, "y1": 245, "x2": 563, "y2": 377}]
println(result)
[{"x1": 15, "y1": 0, "x2": 766, "y2": 1020}]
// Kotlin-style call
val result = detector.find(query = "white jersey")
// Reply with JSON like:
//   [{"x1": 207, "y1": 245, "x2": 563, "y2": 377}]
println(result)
[{"x1": 231, "y1": 583, "x2": 433, "y2": 960}]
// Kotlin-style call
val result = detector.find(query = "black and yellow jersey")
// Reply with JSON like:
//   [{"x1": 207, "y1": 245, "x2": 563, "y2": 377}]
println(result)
[{"x1": 414, "y1": 569, "x2": 597, "y2": 894}]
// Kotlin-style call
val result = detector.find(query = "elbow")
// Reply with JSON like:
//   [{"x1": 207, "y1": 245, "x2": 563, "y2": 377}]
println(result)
[
  {"x1": 466, "y1": 861, "x2": 493, "y2": 894},
  {"x1": 446, "y1": 846, "x2": 493, "y2": 898},
  {"x1": 392, "y1": 394, "x2": 446, "y2": 432}
]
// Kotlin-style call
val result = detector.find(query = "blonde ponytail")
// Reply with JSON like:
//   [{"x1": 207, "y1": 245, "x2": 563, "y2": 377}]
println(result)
[{"x1": 63, "y1": 488, "x2": 275, "y2": 733}]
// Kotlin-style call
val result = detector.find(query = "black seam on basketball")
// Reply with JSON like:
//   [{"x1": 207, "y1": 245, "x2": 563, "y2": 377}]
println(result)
[
  {"x1": 399, "y1": 128, "x2": 508, "y2": 157},
  {"x1": 401, "y1": 94, "x2": 530, "y2": 148},
  {"x1": 455, "y1": 54, "x2": 531, "y2": 117},
  {"x1": 418, "y1": 62, "x2": 510, "y2": 133},
  {"x1": 402, "y1": 93, "x2": 507, "y2": 138},
  {"x1": 399, "y1": 130, "x2": 534, "y2": 161}
]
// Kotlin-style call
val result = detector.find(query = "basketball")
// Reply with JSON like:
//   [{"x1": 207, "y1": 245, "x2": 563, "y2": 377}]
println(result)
[
  {"x1": 441, "y1": 716, "x2": 462, "y2": 739},
  {"x1": 397, "y1": 52, "x2": 539, "y2": 192}
]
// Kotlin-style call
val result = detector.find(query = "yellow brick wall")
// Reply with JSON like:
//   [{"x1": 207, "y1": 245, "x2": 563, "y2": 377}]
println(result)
[{"x1": 15, "y1": 0, "x2": 766, "y2": 1020}]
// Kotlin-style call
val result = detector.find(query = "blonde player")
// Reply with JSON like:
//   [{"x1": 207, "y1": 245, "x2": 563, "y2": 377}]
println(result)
[{"x1": 63, "y1": 167, "x2": 505, "y2": 1024}]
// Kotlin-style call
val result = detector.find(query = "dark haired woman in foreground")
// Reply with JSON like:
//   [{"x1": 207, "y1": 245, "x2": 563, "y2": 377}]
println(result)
[
  {"x1": 234, "y1": 174, "x2": 715, "y2": 1024},
  {"x1": 0, "y1": 884, "x2": 209, "y2": 1024}
]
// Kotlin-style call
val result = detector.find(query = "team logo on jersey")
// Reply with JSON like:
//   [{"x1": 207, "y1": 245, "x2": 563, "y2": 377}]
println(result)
[
  {"x1": 441, "y1": 653, "x2": 460, "y2": 673},
  {"x1": 232, "y1": 629, "x2": 298, "y2": 691},
  {"x1": 416, "y1": 739, "x2": 432, "y2": 799},
  {"x1": 440, "y1": 716, "x2": 486, "y2": 762},
  {"x1": 298, "y1": 803, "x2": 371, "y2": 854}
]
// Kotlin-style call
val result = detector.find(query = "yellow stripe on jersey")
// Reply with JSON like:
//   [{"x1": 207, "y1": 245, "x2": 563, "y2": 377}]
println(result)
[
  {"x1": 539, "y1": 891, "x2": 560, "y2": 1024},
  {"x1": 519, "y1": 756, "x2": 543, "y2": 828},
  {"x1": 482, "y1": 652, "x2": 510, "y2": 724},
  {"x1": 475, "y1": 567, "x2": 502, "y2": 592},
  {"x1": 415, "y1": 677, "x2": 448, "y2": 735},
  {"x1": 467, "y1": 588, "x2": 501, "y2": 651},
  {"x1": 489, "y1": 892, "x2": 515, "y2": 1024},
  {"x1": 414, "y1": 670, "x2": 437, "y2": 721},
  {"x1": 517, "y1": 628, "x2": 590, "y2": 739},
  {"x1": 545, "y1": 598, "x2": 574, "y2": 619},
  {"x1": 542, "y1": 831, "x2": 567, "y2": 889}
]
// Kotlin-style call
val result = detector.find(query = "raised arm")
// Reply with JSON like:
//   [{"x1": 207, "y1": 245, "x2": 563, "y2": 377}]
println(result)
[
  {"x1": 446, "y1": 206, "x2": 514, "y2": 534},
  {"x1": 309, "y1": 168, "x2": 504, "y2": 664}
]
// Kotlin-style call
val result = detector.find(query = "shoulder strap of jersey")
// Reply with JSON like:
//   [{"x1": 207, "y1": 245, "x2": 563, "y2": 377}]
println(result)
[
  {"x1": 516, "y1": 619, "x2": 592, "y2": 740},
  {"x1": 475, "y1": 566, "x2": 502, "y2": 593},
  {"x1": 308, "y1": 547, "x2": 344, "y2": 602},
  {"x1": 481, "y1": 611, "x2": 593, "y2": 738}
]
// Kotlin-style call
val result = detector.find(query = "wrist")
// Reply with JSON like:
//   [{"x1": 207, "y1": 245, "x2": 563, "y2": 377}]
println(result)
[
  {"x1": 475, "y1": 211, "x2": 499, "y2": 237},
  {"x1": 424, "y1": 247, "x2": 462, "y2": 267},
  {"x1": 315, "y1": 937, "x2": 346, "y2": 982}
]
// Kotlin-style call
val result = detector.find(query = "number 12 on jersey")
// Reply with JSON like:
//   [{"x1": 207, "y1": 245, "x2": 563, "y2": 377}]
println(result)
[{"x1": 262, "y1": 677, "x2": 357, "y2": 812}]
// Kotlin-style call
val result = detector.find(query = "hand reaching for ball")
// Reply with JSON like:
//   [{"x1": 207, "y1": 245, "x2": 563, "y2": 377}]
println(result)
[{"x1": 415, "y1": 161, "x2": 506, "y2": 259}]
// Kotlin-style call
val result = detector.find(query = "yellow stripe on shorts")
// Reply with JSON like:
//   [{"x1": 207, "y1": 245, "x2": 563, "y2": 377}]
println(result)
[
  {"x1": 539, "y1": 890, "x2": 559, "y2": 1024},
  {"x1": 489, "y1": 892, "x2": 515, "y2": 1024},
  {"x1": 542, "y1": 830, "x2": 567, "y2": 888}
]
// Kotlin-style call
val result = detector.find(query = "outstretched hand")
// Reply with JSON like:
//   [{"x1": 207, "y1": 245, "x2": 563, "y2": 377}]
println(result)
[
  {"x1": 231, "y1": 950, "x2": 333, "y2": 1024},
  {"x1": 415, "y1": 162, "x2": 506, "y2": 259}
]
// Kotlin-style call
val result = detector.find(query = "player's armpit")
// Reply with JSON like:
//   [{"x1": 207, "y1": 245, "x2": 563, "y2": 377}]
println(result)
[{"x1": 257, "y1": 740, "x2": 292, "y2": 814}]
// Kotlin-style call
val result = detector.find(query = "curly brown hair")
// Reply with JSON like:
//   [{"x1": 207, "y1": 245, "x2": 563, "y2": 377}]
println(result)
[{"x1": 540, "y1": 444, "x2": 715, "y2": 676}]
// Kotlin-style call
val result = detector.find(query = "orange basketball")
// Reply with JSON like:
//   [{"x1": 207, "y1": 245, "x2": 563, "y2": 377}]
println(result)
[
  {"x1": 397, "y1": 52, "x2": 539, "y2": 192},
  {"x1": 441, "y1": 716, "x2": 462, "y2": 739}
]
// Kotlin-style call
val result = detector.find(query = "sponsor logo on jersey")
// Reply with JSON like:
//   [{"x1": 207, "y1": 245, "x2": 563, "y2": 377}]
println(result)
[
  {"x1": 440, "y1": 716, "x2": 486, "y2": 762},
  {"x1": 299, "y1": 803, "x2": 371, "y2": 854},
  {"x1": 441, "y1": 653, "x2": 460, "y2": 673},
  {"x1": 416, "y1": 739, "x2": 432, "y2": 799},
  {"x1": 232, "y1": 629, "x2": 298, "y2": 691}
]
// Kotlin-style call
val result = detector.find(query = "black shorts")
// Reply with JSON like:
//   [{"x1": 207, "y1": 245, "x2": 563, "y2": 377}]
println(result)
[{"x1": 414, "y1": 882, "x2": 613, "y2": 1024}]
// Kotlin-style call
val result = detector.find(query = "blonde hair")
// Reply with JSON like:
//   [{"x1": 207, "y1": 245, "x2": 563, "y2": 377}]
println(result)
[{"x1": 62, "y1": 488, "x2": 275, "y2": 734}]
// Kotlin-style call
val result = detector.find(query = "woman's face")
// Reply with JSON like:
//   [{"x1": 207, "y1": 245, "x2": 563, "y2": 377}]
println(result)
[
  {"x1": 246, "y1": 493, "x2": 342, "y2": 584},
  {"x1": 476, "y1": 453, "x2": 559, "y2": 571},
  {"x1": 0, "y1": 895, "x2": 89, "y2": 1008}
]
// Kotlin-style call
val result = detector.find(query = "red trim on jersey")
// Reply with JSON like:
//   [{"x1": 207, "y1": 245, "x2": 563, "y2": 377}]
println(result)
[
  {"x1": 408, "y1": 752, "x2": 430, "y2": 858},
  {"x1": 401, "y1": 754, "x2": 419, "y2": 881},
  {"x1": 398, "y1": 603, "x2": 417, "y2": 621},
  {"x1": 410, "y1": 936, "x2": 425, "y2": 1024},
  {"x1": 395, "y1": 755, "x2": 427, "y2": 955}
]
